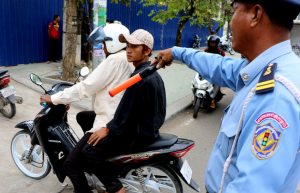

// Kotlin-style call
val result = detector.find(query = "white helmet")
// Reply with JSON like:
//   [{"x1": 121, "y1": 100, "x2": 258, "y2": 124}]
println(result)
[
  {"x1": 104, "y1": 24, "x2": 129, "y2": 53},
  {"x1": 87, "y1": 24, "x2": 129, "y2": 54}
]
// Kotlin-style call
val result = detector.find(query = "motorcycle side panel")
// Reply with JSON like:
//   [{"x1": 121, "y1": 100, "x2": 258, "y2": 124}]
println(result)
[
  {"x1": 168, "y1": 158, "x2": 200, "y2": 192},
  {"x1": 34, "y1": 105, "x2": 74, "y2": 183}
]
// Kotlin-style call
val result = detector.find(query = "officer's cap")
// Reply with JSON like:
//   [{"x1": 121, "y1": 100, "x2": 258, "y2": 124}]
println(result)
[{"x1": 233, "y1": 0, "x2": 300, "y2": 19}]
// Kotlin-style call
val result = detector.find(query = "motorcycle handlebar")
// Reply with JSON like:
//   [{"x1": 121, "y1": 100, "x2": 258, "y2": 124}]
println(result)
[{"x1": 109, "y1": 58, "x2": 173, "y2": 97}]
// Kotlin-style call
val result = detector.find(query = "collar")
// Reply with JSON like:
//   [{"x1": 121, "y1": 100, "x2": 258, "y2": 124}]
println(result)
[
  {"x1": 239, "y1": 40, "x2": 292, "y2": 86},
  {"x1": 134, "y1": 61, "x2": 151, "y2": 72}
]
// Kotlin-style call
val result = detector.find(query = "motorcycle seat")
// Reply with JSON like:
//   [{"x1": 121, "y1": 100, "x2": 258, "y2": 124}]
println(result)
[
  {"x1": 0, "y1": 70, "x2": 8, "y2": 77},
  {"x1": 142, "y1": 133, "x2": 178, "y2": 151}
]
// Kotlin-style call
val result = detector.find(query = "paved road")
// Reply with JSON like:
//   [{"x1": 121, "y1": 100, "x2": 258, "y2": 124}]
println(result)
[{"x1": 159, "y1": 87, "x2": 234, "y2": 192}]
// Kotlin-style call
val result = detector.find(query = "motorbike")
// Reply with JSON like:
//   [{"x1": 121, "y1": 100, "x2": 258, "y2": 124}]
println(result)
[
  {"x1": 192, "y1": 34, "x2": 201, "y2": 48},
  {"x1": 0, "y1": 69, "x2": 23, "y2": 118},
  {"x1": 191, "y1": 73, "x2": 223, "y2": 118},
  {"x1": 219, "y1": 35, "x2": 235, "y2": 55},
  {"x1": 11, "y1": 67, "x2": 200, "y2": 193}
]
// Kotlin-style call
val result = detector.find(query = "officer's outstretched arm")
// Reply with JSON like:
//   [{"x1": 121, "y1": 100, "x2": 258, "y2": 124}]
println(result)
[
  {"x1": 172, "y1": 47, "x2": 245, "y2": 92},
  {"x1": 224, "y1": 85, "x2": 300, "y2": 193}
]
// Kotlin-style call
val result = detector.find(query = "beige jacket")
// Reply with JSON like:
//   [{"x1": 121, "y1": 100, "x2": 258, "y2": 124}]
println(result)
[{"x1": 51, "y1": 50, "x2": 134, "y2": 133}]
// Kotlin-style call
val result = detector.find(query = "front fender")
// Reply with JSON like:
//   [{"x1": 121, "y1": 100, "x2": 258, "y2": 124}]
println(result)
[
  {"x1": 15, "y1": 120, "x2": 35, "y2": 134},
  {"x1": 15, "y1": 120, "x2": 40, "y2": 145}
]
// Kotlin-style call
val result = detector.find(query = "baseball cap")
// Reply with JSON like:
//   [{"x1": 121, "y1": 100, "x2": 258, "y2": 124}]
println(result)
[{"x1": 119, "y1": 29, "x2": 154, "y2": 50}]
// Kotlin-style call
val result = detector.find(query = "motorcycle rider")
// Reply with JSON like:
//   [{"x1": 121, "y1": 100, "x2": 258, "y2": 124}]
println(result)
[
  {"x1": 39, "y1": 24, "x2": 135, "y2": 193},
  {"x1": 204, "y1": 35, "x2": 225, "y2": 108},
  {"x1": 81, "y1": 29, "x2": 166, "y2": 193}
]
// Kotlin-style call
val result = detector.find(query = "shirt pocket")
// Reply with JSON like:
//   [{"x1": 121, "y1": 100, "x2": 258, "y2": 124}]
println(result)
[{"x1": 217, "y1": 107, "x2": 238, "y2": 158}]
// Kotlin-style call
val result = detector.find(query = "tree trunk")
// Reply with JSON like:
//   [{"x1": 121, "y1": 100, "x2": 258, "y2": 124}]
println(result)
[
  {"x1": 62, "y1": 0, "x2": 77, "y2": 81},
  {"x1": 175, "y1": 19, "x2": 189, "y2": 47},
  {"x1": 87, "y1": 2, "x2": 93, "y2": 63}
]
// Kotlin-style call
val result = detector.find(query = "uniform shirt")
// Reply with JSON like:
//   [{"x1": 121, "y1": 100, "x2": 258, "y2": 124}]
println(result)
[
  {"x1": 172, "y1": 40, "x2": 300, "y2": 193},
  {"x1": 48, "y1": 21, "x2": 59, "y2": 39},
  {"x1": 107, "y1": 61, "x2": 167, "y2": 147},
  {"x1": 51, "y1": 50, "x2": 134, "y2": 133}
]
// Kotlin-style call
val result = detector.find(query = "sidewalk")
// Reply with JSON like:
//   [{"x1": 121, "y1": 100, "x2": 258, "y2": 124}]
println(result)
[{"x1": 0, "y1": 48, "x2": 241, "y2": 120}]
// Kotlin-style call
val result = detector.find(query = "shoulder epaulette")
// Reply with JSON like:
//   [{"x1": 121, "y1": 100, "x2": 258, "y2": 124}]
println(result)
[{"x1": 256, "y1": 63, "x2": 277, "y2": 94}]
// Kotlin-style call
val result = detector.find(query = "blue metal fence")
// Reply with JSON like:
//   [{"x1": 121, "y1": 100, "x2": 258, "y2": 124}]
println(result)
[
  {"x1": 0, "y1": 0, "x2": 222, "y2": 66},
  {"x1": 0, "y1": 0, "x2": 64, "y2": 66},
  {"x1": 106, "y1": 2, "x2": 223, "y2": 50}
]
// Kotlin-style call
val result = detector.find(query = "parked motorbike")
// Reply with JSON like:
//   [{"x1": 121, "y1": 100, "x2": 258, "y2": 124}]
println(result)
[
  {"x1": 192, "y1": 34, "x2": 201, "y2": 48},
  {"x1": 191, "y1": 73, "x2": 223, "y2": 118},
  {"x1": 219, "y1": 35, "x2": 235, "y2": 55},
  {"x1": 11, "y1": 67, "x2": 200, "y2": 193},
  {"x1": 0, "y1": 69, "x2": 23, "y2": 118}
]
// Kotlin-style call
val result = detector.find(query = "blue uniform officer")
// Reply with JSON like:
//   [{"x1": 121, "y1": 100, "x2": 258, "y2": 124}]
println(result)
[{"x1": 152, "y1": 0, "x2": 300, "y2": 192}]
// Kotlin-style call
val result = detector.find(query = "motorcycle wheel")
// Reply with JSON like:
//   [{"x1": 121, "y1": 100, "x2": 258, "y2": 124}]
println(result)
[
  {"x1": 0, "y1": 101, "x2": 16, "y2": 118},
  {"x1": 193, "y1": 98, "x2": 201, "y2": 118},
  {"x1": 11, "y1": 130, "x2": 51, "y2": 180},
  {"x1": 124, "y1": 165, "x2": 183, "y2": 193},
  {"x1": 229, "y1": 48, "x2": 236, "y2": 55}
]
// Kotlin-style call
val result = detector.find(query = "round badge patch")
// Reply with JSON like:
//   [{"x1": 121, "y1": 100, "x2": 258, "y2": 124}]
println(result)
[{"x1": 251, "y1": 123, "x2": 282, "y2": 159}]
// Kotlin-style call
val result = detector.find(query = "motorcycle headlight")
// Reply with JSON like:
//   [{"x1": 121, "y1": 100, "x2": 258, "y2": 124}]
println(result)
[{"x1": 200, "y1": 83, "x2": 209, "y2": 90}]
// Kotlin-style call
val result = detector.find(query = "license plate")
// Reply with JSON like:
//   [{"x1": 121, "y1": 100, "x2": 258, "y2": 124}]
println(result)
[
  {"x1": 180, "y1": 159, "x2": 192, "y2": 184},
  {"x1": 1, "y1": 86, "x2": 17, "y2": 98}
]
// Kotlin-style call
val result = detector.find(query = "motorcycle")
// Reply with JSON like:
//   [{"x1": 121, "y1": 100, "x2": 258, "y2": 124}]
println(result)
[
  {"x1": 191, "y1": 73, "x2": 223, "y2": 118},
  {"x1": 0, "y1": 69, "x2": 23, "y2": 118},
  {"x1": 192, "y1": 34, "x2": 201, "y2": 48},
  {"x1": 219, "y1": 35, "x2": 235, "y2": 55},
  {"x1": 11, "y1": 67, "x2": 200, "y2": 193}
]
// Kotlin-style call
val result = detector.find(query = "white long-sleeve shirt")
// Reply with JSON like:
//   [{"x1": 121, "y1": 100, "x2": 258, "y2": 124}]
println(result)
[{"x1": 51, "y1": 50, "x2": 134, "y2": 133}]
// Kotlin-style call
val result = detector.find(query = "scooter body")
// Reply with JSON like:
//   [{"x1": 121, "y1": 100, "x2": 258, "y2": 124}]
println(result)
[
  {"x1": 12, "y1": 70, "x2": 200, "y2": 193},
  {"x1": 191, "y1": 73, "x2": 223, "y2": 118},
  {"x1": 0, "y1": 69, "x2": 23, "y2": 118},
  {"x1": 192, "y1": 34, "x2": 201, "y2": 48}
]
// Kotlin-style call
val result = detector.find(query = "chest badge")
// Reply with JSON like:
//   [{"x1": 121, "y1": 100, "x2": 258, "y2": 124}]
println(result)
[{"x1": 252, "y1": 123, "x2": 281, "y2": 159}]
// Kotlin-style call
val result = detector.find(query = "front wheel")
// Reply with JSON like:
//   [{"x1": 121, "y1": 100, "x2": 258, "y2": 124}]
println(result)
[
  {"x1": 124, "y1": 165, "x2": 183, "y2": 193},
  {"x1": 229, "y1": 48, "x2": 236, "y2": 55},
  {"x1": 193, "y1": 98, "x2": 201, "y2": 118},
  {"x1": 0, "y1": 101, "x2": 16, "y2": 118},
  {"x1": 11, "y1": 130, "x2": 51, "y2": 180}
]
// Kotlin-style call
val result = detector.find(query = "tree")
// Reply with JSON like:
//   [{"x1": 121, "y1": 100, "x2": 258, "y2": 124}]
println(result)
[
  {"x1": 139, "y1": 0, "x2": 232, "y2": 46},
  {"x1": 62, "y1": 0, "x2": 90, "y2": 81}
]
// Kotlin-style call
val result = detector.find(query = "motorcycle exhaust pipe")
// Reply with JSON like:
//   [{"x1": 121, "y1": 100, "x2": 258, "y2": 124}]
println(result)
[{"x1": 15, "y1": 96, "x2": 23, "y2": 104}]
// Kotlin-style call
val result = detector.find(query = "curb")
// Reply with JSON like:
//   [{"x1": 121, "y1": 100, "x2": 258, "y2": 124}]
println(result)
[{"x1": 11, "y1": 74, "x2": 192, "y2": 121}]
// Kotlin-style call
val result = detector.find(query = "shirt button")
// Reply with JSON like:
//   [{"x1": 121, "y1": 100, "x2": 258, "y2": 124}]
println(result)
[{"x1": 242, "y1": 73, "x2": 250, "y2": 81}]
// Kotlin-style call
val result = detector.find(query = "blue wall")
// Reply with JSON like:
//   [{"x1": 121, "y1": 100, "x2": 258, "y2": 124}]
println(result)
[
  {"x1": 106, "y1": 2, "x2": 223, "y2": 50},
  {"x1": 0, "y1": 0, "x2": 222, "y2": 66},
  {"x1": 0, "y1": 0, "x2": 64, "y2": 66}
]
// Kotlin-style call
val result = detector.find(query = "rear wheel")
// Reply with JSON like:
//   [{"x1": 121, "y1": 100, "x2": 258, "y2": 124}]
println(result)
[
  {"x1": 125, "y1": 165, "x2": 183, "y2": 193},
  {"x1": 193, "y1": 98, "x2": 201, "y2": 118},
  {"x1": 0, "y1": 101, "x2": 16, "y2": 118}
]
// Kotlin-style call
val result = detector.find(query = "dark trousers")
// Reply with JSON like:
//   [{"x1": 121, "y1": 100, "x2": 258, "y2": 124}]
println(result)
[
  {"x1": 48, "y1": 37, "x2": 59, "y2": 61},
  {"x1": 63, "y1": 111, "x2": 124, "y2": 193}
]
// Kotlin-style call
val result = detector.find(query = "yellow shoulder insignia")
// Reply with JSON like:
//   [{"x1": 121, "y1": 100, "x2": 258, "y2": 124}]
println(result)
[{"x1": 256, "y1": 63, "x2": 277, "y2": 94}]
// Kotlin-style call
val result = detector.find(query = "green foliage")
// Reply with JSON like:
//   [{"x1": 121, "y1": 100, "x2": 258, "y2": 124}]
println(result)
[{"x1": 114, "y1": 0, "x2": 233, "y2": 32}]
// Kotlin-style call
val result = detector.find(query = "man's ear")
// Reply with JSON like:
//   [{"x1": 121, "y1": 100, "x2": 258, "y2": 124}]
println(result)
[
  {"x1": 250, "y1": 4, "x2": 264, "y2": 28},
  {"x1": 145, "y1": 47, "x2": 151, "y2": 56}
]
